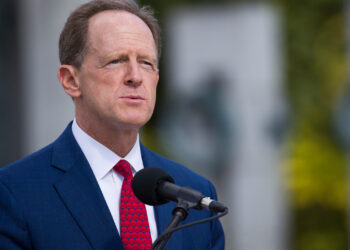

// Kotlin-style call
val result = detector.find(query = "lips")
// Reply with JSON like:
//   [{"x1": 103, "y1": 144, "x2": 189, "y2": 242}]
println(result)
[
  {"x1": 120, "y1": 95, "x2": 146, "y2": 103},
  {"x1": 122, "y1": 95, "x2": 144, "y2": 99}
]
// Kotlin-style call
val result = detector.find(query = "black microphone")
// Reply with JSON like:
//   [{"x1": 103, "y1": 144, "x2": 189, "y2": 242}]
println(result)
[{"x1": 131, "y1": 167, "x2": 227, "y2": 213}]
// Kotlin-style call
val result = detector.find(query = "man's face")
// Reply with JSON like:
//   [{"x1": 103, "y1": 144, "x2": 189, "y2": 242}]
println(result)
[{"x1": 75, "y1": 10, "x2": 159, "y2": 131}]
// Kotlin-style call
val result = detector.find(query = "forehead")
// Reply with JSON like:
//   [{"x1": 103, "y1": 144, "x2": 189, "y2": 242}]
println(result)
[{"x1": 87, "y1": 10, "x2": 156, "y2": 55}]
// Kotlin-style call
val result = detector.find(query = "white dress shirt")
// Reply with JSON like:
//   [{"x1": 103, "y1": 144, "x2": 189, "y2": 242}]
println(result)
[{"x1": 72, "y1": 119, "x2": 158, "y2": 242}]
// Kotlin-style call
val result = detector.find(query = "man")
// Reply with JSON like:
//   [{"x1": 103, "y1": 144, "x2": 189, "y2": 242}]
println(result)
[{"x1": 0, "y1": 0, "x2": 225, "y2": 249}]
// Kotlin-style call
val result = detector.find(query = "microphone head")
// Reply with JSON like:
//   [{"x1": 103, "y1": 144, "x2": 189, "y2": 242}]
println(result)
[{"x1": 131, "y1": 167, "x2": 174, "y2": 206}]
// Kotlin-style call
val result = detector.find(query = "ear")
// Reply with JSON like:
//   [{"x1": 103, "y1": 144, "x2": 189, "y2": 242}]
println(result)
[{"x1": 57, "y1": 65, "x2": 81, "y2": 99}]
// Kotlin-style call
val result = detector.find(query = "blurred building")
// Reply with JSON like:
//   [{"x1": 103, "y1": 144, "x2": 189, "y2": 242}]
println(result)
[{"x1": 158, "y1": 3, "x2": 289, "y2": 250}]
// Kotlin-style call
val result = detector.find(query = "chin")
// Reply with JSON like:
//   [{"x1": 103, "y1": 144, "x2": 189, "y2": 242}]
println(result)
[{"x1": 117, "y1": 116, "x2": 151, "y2": 130}]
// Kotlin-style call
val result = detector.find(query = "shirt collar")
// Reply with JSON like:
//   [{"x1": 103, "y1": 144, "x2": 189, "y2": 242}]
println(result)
[{"x1": 72, "y1": 119, "x2": 144, "y2": 181}]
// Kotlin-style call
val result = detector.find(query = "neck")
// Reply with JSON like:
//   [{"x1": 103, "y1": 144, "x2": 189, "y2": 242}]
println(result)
[{"x1": 75, "y1": 115, "x2": 139, "y2": 158}]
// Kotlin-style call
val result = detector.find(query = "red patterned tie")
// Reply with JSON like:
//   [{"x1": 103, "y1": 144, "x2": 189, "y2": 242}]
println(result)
[{"x1": 114, "y1": 160, "x2": 152, "y2": 250}]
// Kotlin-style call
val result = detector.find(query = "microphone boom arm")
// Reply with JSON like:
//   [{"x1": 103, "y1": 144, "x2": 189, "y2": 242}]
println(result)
[{"x1": 151, "y1": 197, "x2": 200, "y2": 250}]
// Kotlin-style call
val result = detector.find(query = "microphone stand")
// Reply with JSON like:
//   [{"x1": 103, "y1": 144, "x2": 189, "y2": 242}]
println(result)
[{"x1": 151, "y1": 199, "x2": 197, "y2": 250}]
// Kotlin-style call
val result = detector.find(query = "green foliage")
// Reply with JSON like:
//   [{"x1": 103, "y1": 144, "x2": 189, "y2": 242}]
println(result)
[
  {"x1": 279, "y1": 0, "x2": 348, "y2": 249},
  {"x1": 286, "y1": 129, "x2": 346, "y2": 211},
  {"x1": 295, "y1": 205, "x2": 347, "y2": 250}
]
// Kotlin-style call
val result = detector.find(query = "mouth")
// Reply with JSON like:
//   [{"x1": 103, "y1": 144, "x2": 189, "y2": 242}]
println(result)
[{"x1": 120, "y1": 95, "x2": 146, "y2": 102}]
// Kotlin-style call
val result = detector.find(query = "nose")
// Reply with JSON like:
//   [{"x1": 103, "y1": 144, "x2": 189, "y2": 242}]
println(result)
[{"x1": 124, "y1": 60, "x2": 142, "y2": 87}]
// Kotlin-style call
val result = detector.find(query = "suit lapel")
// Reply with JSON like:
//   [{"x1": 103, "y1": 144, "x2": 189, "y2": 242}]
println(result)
[
  {"x1": 50, "y1": 125, "x2": 184, "y2": 249},
  {"x1": 141, "y1": 144, "x2": 183, "y2": 250},
  {"x1": 51, "y1": 124, "x2": 124, "y2": 250}
]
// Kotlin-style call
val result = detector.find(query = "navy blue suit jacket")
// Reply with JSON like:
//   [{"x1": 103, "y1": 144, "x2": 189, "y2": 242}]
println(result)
[{"x1": 0, "y1": 123, "x2": 225, "y2": 249}]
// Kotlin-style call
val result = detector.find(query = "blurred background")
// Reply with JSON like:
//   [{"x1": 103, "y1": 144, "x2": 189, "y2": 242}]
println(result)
[{"x1": 0, "y1": 0, "x2": 348, "y2": 249}]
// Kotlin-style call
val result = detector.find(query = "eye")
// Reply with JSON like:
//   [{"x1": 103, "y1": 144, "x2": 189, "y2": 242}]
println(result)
[
  {"x1": 142, "y1": 61, "x2": 152, "y2": 66},
  {"x1": 109, "y1": 59, "x2": 120, "y2": 64},
  {"x1": 141, "y1": 60, "x2": 154, "y2": 70}
]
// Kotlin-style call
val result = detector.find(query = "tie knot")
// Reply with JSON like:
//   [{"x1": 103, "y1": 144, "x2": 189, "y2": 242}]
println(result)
[{"x1": 114, "y1": 160, "x2": 133, "y2": 179}]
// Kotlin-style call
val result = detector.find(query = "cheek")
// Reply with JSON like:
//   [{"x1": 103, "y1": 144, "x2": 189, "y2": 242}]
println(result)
[
  {"x1": 90, "y1": 73, "x2": 120, "y2": 99},
  {"x1": 148, "y1": 74, "x2": 158, "y2": 97},
  {"x1": 103, "y1": 71, "x2": 125, "y2": 94},
  {"x1": 148, "y1": 83, "x2": 157, "y2": 107},
  {"x1": 80, "y1": 77, "x2": 115, "y2": 111}
]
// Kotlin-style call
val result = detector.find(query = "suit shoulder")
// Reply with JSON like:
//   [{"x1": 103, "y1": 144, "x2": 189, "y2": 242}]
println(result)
[
  {"x1": 141, "y1": 144, "x2": 213, "y2": 190},
  {"x1": 0, "y1": 143, "x2": 54, "y2": 179}
]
